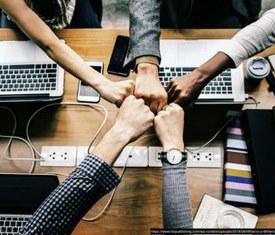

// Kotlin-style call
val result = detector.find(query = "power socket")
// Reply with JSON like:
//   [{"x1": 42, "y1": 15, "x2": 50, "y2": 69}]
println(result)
[
  {"x1": 148, "y1": 146, "x2": 163, "y2": 167},
  {"x1": 186, "y1": 146, "x2": 222, "y2": 168},
  {"x1": 40, "y1": 146, "x2": 77, "y2": 167},
  {"x1": 113, "y1": 146, "x2": 148, "y2": 167},
  {"x1": 148, "y1": 146, "x2": 222, "y2": 168},
  {"x1": 76, "y1": 146, "x2": 94, "y2": 165}
]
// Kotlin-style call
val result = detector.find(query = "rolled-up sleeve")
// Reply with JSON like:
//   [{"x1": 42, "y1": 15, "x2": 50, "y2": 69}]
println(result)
[{"x1": 220, "y1": 8, "x2": 275, "y2": 67}]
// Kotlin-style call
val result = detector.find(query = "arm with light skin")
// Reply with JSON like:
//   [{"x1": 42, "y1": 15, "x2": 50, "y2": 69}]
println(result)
[
  {"x1": 127, "y1": 0, "x2": 167, "y2": 113},
  {"x1": 154, "y1": 103, "x2": 193, "y2": 228},
  {"x1": 0, "y1": 0, "x2": 134, "y2": 106},
  {"x1": 93, "y1": 95, "x2": 155, "y2": 165},
  {"x1": 135, "y1": 62, "x2": 168, "y2": 113},
  {"x1": 20, "y1": 95, "x2": 154, "y2": 234}
]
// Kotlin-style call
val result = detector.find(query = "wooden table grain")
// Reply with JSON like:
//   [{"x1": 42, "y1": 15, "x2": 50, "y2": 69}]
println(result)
[{"x1": 0, "y1": 29, "x2": 275, "y2": 234}]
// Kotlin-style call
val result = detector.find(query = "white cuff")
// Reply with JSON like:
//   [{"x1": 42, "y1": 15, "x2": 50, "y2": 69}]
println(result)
[{"x1": 219, "y1": 40, "x2": 249, "y2": 68}]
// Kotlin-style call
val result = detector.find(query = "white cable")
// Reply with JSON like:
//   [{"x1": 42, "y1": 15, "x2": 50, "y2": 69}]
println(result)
[
  {"x1": 0, "y1": 102, "x2": 107, "y2": 172},
  {"x1": 25, "y1": 102, "x2": 108, "y2": 159},
  {"x1": 45, "y1": 172, "x2": 69, "y2": 178},
  {"x1": 82, "y1": 133, "x2": 156, "y2": 222},
  {"x1": 0, "y1": 106, "x2": 17, "y2": 155},
  {"x1": 0, "y1": 106, "x2": 36, "y2": 173},
  {"x1": 185, "y1": 116, "x2": 236, "y2": 154},
  {"x1": 0, "y1": 134, "x2": 36, "y2": 173}
]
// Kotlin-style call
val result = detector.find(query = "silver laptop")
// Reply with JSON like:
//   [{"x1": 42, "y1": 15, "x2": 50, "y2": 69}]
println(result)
[
  {"x1": 0, "y1": 173, "x2": 59, "y2": 234},
  {"x1": 0, "y1": 41, "x2": 64, "y2": 102},
  {"x1": 159, "y1": 39, "x2": 245, "y2": 104}
]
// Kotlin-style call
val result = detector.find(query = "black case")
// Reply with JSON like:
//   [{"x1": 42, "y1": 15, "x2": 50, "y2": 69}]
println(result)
[
  {"x1": 107, "y1": 35, "x2": 131, "y2": 77},
  {"x1": 243, "y1": 109, "x2": 275, "y2": 214}
]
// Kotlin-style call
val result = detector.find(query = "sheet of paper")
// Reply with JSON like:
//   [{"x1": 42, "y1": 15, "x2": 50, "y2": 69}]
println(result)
[{"x1": 193, "y1": 195, "x2": 258, "y2": 228}]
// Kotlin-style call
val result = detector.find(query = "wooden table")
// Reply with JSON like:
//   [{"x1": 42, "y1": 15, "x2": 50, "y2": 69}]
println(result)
[{"x1": 0, "y1": 29, "x2": 275, "y2": 235}]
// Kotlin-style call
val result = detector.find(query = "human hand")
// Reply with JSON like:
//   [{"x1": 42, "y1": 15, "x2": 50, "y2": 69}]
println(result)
[
  {"x1": 113, "y1": 95, "x2": 155, "y2": 143},
  {"x1": 167, "y1": 52, "x2": 235, "y2": 108},
  {"x1": 154, "y1": 103, "x2": 184, "y2": 151},
  {"x1": 99, "y1": 79, "x2": 135, "y2": 107},
  {"x1": 134, "y1": 63, "x2": 167, "y2": 113},
  {"x1": 166, "y1": 69, "x2": 205, "y2": 108},
  {"x1": 93, "y1": 95, "x2": 154, "y2": 165}
]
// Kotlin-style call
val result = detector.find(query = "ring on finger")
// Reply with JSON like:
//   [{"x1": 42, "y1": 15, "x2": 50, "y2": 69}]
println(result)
[{"x1": 163, "y1": 104, "x2": 172, "y2": 111}]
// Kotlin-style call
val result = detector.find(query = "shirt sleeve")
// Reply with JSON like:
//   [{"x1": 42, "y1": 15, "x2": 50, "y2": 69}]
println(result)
[
  {"x1": 124, "y1": 0, "x2": 161, "y2": 68},
  {"x1": 162, "y1": 161, "x2": 193, "y2": 229},
  {"x1": 20, "y1": 155, "x2": 120, "y2": 235},
  {"x1": 220, "y1": 8, "x2": 275, "y2": 67}
]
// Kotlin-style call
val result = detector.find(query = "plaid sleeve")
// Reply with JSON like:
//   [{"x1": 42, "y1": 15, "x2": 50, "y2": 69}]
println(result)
[{"x1": 20, "y1": 155, "x2": 120, "y2": 235}]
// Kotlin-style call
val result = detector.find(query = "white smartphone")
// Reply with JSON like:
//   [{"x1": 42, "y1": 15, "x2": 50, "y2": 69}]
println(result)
[{"x1": 77, "y1": 61, "x2": 103, "y2": 103}]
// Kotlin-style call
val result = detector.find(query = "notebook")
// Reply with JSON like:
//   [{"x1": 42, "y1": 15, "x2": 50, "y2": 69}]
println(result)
[
  {"x1": 0, "y1": 173, "x2": 59, "y2": 234},
  {"x1": 159, "y1": 39, "x2": 246, "y2": 104},
  {"x1": 0, "y1": 40, "x2": 65, "y2": 102},
  {"x1": 223, "y1": 117, "x2": 257, "y2": 206},
  {"x1": 242, "y1": 109, "x2": 275, "y2": 214}
]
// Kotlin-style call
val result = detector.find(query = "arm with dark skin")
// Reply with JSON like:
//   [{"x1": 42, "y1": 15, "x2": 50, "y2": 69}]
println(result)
[{"x1": 167, "y1": 52, "x2": 234, "y2": 107}]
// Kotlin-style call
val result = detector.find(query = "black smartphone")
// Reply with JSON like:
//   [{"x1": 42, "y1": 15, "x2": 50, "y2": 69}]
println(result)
[
  {"x1": 107, "y1": 35, "x2": 131, "y2": 77},
  {"x1": 77, "y1": 61, "x2": 103, "y2": 103}
]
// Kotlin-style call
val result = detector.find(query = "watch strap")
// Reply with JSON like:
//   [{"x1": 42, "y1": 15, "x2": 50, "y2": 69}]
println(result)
[{"x1": 159, "y1": 149, "x2": 187, "y2": 163}]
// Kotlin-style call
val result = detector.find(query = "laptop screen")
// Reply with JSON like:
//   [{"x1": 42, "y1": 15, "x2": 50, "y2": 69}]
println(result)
[{"x1": 0, "y1": 174, "x2": 59, "y2": 214}]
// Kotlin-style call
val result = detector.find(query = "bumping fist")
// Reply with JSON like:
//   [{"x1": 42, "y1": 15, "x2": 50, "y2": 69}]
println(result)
[
  {"x1": 114, "y1": 95, "x2": 155, "y2": 142},
  {"x1": 154, "y1": 103, "x2": 185, "y2": 151}
]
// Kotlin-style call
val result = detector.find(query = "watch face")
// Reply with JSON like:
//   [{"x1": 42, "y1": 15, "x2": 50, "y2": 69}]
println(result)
[{"x1": 167, "y1": 149, "x2": 183, "y2": 164}]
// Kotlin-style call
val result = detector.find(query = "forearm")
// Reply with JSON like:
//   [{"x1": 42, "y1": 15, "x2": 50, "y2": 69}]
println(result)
[
  {"x1": 162, "y1": 162, "x2": 193, "y2": 228},
  {"x1": 193, "y1": 52, "x2": 235, "y2": 86},
  {"x1": 220, "y1": 8, "x2": 275, "y2": 67},
  {"x1": 92, "y1": 124, "x2": 131, "y2": 166},
  {"x1": 45, "y1": 41, "x2": 106, "y2": 90},
  {"x1": 126, "y1": 0, "x2": 161, "y2": 66},
  {"x1": 161, "y1": 133, "x2": 192, "y2": 228},
  {"x1": 1, "y1": 1, "x2": 108, "y2": 91},
  {"x1": 20, "y1": 155, "x2": 120, "y2": 234}
]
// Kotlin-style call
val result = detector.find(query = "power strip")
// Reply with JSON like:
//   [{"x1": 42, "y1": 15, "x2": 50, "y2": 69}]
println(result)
[
  {"x1": 113, "y1": 146, "x2": 148, "y2": 167},
  {"x1": 76, "y1": 146, "x2": 94, "y2": 166},
  {"x1": 40, "y1": 146, "x2": 77, "y2": 167},
  {"x1": 148, "y1": 146, "x2": 222, "y2": 168},
  {"x1": 40, "y1": 145, "x2": 222, "y2": 168},
  {"x1": 186, "y1": 146, "x2": 222, "y2": 168}
]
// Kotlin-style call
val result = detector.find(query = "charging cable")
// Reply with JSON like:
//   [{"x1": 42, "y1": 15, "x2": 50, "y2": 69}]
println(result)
[
  {"x1": 81, "y1": 133, "x2": 156, "y2": 222},
  {"x1": 185, "y1": 115, "x2": 237, "y2": 154},
  {"x1": 0, "y1": 106, "x2": 36, "y2": 173},
  {"x1": 1, "y1": 102, "x2": 108, "y2": 173},
  {"x1": 26, "y1": 102, "x2": 108, "y2": 159}
]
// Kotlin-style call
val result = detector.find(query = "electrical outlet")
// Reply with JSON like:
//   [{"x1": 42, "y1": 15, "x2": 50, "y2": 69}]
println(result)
[
  {"x1": 186, "y1": 146, "x2": 222, "y2": 168},
  {"x1": 40, "y1": 146, "x2": 77, "y2": 167},
  {"x1": 148, "y1": 146, "x2": 163, "y2": 167},
  {"x1": 113, "y1": 146, "x2": 148, "y2": 167},
  {"x1": 148, "y1": 146, "x2": 222, "y2": 168},
  {"x1": 76, "y1": 146, "x2": 94, "y2": 165}
]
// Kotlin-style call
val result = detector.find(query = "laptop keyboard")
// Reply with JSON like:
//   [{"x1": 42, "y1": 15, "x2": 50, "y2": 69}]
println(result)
[
  {"x1": 159, "y1": 67, "x2": 233, "y2": 95},
  {"x1": 0, "y1": 214, "x2": 31, "y2": 235},
  {"x1": 0, "y1": 63, "x2": 58, "y2": 93}
]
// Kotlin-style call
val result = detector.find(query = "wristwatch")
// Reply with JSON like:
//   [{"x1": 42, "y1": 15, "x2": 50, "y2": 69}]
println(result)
[{"x1": 159, "y1": 148, "x2": 187, "y2": 165}]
